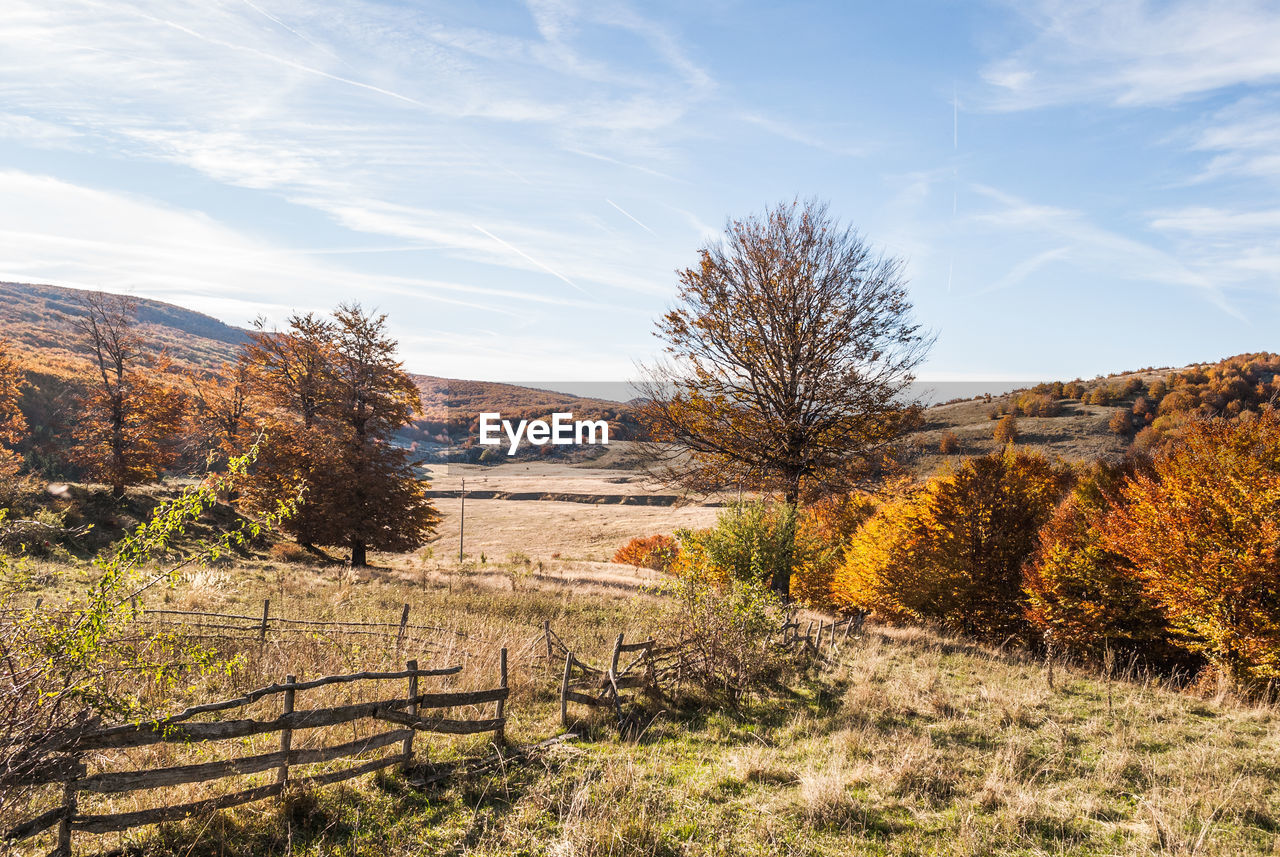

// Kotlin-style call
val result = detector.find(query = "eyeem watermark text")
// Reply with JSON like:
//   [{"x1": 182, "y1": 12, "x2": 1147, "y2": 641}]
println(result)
[{"x1": 478, "y1": 412, "x2": 610, "y2": 455}]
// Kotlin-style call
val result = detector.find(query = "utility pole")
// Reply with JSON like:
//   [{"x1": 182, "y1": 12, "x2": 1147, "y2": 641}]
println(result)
[{"x1": 458, "y1": 477, "x2": 465, "y2": 563}]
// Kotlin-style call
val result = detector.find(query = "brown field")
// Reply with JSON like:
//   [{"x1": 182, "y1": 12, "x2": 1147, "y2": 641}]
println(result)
[{"x1": 424, "y1": 459, "x2": 722, "y2": 566}]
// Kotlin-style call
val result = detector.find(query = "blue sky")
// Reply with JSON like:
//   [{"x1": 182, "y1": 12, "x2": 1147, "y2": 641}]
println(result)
[{"x1": 0, "y1": 1, "x2": 1278, "y2": 385}]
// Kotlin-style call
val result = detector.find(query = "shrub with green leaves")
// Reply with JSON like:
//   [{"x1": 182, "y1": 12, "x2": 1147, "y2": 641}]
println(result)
[
  {"x1": 674, "y1": 500, "x2": 797, "y2": 593},
  {"x1": 0, "y1": 440, "x2": 297, "y2": 831},
  {"x1": 659, "y1": 573, "x2": 788, "y2": 707}
]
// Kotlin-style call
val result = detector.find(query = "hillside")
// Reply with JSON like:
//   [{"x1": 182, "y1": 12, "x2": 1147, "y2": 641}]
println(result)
[
  {"x1": 0, "y1": 281, "x2": 249, "y2": 373},
  {"x1": 0, "y1": 282, "x2": 640, "y2": 463},
  {"x1": 901, "y1": 354, "x2": 1280, "y2": 474},
  {"x1": 3, "y1": 282, "x2": 1273, "y2": 474}
]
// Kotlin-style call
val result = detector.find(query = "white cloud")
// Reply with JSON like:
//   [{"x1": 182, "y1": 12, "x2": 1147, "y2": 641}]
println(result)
[
  {"x1": 0, "y1": 0, "x2": 713, "y2": 302},
  {"x1": 0, "y1": 170, "x2": 654, "y2": 376},
  {"x1": 980, "y1": 0, "x2": 1280, "y2": 109},
  {"x1": 967, "y1": 184, "x2": 1240, "y2": 314}
]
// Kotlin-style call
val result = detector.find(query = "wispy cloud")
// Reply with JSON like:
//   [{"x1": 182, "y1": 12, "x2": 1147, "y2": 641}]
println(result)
[
  {"x1": 980, "y1": 0, "x2": 1280, "y2": 110},
  {"x1": 471, "y1": 224, "x2": 590, "y2": 296},
  {"x1": 737, "y1": 112, "x2": 867, "y2": 158},
  {"x1": 967, "y1": 184, "x2": 1241, "y2": 316},
  {"x1": 0, "y1": 0, "x2": 713, "y2": 304}
]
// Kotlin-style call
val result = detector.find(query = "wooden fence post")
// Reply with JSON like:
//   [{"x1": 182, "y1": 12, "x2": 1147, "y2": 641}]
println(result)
[
  {"x1": 608, "y1": 634, "x2": 624, "y2": 726},
  {"x1": 259, "y1": 599, "x2": 270, "y2": 645},
  {"x1": 543, "y1": 620, "x2": 553, "y2": 671},
  {"x1": 396, "y1": 603, "x2": 410, "y2": 658},
  {"x1": 278, "y1": 674, "x2": 296, "y2": 787},
  {"x1": 496, "y1": 647, "x2": 508, "y2": 744},
  {"x1": 402, "y1": 660, "x2": 419, "y2": 771},
  {"x1": 54, "y1": 756, "x2": 80, "y2": 857},
  {"x1": 560, "y1": 652, "x2": 572, "y2": 728}
]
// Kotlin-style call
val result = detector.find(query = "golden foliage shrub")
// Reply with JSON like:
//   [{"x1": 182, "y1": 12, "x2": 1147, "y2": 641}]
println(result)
[
  {"x1": 834, "y1": 450, "x2": 1072, "y2": 638},
  {"x1": 1102, "y1": 412, "x2": 1280, "y2": 685},
  {"x1": 993, "y1": 413, "x2": 1019, "y2": 444},
  {"x1": 790, "y1": 494, "x2": 874, "y2": 607}
]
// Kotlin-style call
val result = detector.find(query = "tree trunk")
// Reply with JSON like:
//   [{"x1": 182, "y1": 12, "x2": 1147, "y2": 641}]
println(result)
[
  {"x1": 350, "y1": 539, "x2": 367, "y2": 568},
  {"x1": 770, "y1": 483, "x2": 801, "y2": 601},
  {"x1": 111, "y1": 482, "x2": 125, "y2": 500}
]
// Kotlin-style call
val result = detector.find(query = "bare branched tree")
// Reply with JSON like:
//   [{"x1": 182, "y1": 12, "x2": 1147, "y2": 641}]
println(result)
[{"x1": 637, "y1": 199, "x2": 932, "y2": 595}]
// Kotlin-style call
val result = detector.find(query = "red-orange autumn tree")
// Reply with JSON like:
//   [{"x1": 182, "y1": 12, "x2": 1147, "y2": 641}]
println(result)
[
  {"x1": 241, "y1": 304, "x2": 438, "y2": 566},
  {"x1": 70, "y1": 293, "x2": 185, "y2": 497},
  {"x1": 187, "y1": 358, "x2": 257, "y2": 468},
  {"x1": 0, "y1": 340, "x2": 28, "y2": 489},
  {"x1": 1023, "y1": 461, "x2": 1177, "y2": 664},
  {"x1": 1102, "y1": 412, "x2": 1280, "y2": 685}
]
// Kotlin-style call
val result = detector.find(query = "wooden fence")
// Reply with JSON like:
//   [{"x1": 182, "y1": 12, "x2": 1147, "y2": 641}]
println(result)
[
  {"x1": 4, "y1": 608, "x2": 865, "y2": 853},
  {"x1": 780, "y1": 611, "x2": 864, "y2": 660},
  {"x1": 545, "y1": 611, "x2": 865, "y2": 730},
  {"x1": 554, "y1": 631, "x2": 663, "y2": 728},
  {"x1": 4, "y1": 653, "x2": 508, "y2": 856}
]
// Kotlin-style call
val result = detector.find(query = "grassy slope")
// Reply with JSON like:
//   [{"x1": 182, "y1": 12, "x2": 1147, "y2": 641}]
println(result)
[
  {"x1": 904, "y1": 394, "x2": 1133, "y2": 476},
  {"x1": 15, "y1": 558, "x2": 1278, "y2": 857},
  {"x1": 133, "y1": 615, "x2": 1280, "y2": 857}
]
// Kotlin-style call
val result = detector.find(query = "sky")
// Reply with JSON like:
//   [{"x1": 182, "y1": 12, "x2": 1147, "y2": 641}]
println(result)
[{"x1": 0, "y1": 0, "x2": 1278, "y2": 387}]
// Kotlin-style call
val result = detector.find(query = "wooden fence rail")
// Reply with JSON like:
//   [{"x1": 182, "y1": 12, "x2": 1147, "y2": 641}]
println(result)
[
  {"x1": 558, "y1": 632, "x2": 659, "y2": 729},
  {"x1": 3, "y1": 652, "x2": 509, "y2": 856}
]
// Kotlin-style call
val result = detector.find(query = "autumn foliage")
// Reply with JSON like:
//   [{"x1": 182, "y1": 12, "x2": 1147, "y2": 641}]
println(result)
[
  {"x1": 833, "y1": 450, "x2": 1072, "y2": 639},
  {"x1": 240, "y1": 305, "x2": 438, "y2": 566},
  {"x1": 1022, "y1": 462, "x2": 1175, "y2": 663},
  {"x1": 70, "y1": 293, "x2": 186, "y2": 497},
  {"x1": 791, "y1": 493, "x2": 875, "y2": 606},
  {"x1": 613, "y1": 534, "x2": 679, "y2": 573},
  {"x1": 1102, "y1": 413, "x2": 1280, "y2": 684},
  {"x1": 0, "y1": 341, "x2": 28, "y2": 491}
]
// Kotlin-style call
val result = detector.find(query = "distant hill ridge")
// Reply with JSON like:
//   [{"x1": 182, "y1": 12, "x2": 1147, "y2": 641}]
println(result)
[
  {"x1": 3, "y1": 281, "x2": 1270, "y2": 472},
  {"x1": 0, "y1": 282, "x2": 638, "y2": 461}
]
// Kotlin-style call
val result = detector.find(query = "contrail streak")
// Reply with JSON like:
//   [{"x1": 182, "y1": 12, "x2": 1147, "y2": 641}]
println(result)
[
  {"x1": 472, "y1": 225, "x2": 591, "y2": 296},
  {"x1": 605, "y1": 199, "x2": 657, "y2": 235}
]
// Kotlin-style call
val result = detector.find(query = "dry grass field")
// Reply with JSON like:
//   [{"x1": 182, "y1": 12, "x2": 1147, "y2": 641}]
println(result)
[
  {"x1": 425, "y1": 460, "x2": 722, "y2": 566},
  {"x1": 15, "y1": 556, "x2": 1280, "y2": 857}
]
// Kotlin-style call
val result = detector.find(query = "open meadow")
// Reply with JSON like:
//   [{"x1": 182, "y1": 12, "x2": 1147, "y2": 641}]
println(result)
[
  {"x1": 7, "y1": 470, "x2": 1280, "y2": 857},
  {"x1": 10, "y1": 555, "x2": 1280, "y2": 856}
]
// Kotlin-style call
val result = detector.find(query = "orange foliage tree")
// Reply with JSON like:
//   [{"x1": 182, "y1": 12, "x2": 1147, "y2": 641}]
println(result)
[
  {"x1": 791, "y1": 493, "x2": 875, "y2": 607},
  {"x1": 0, "y1": 340, "x2": 28, "y2": 488},
  {"x1": 1023, "y1": 462, "x2": 1175, "y2": 664},
  {"x1": 70, "y1": 293, "x2": 185, "y2": 497},
  {"x1": 241, "y1": 305, "x2": 438, "y2": 566},
  {"x1": 187, "y1": 359, "x2": 257, "y2": 468},
  {"x1": 834, "y1": 450, "x2": 1072, "y2": 639},
  {"x1": 1102, "y1": 413, "x2": 1280, "y2": 684}
]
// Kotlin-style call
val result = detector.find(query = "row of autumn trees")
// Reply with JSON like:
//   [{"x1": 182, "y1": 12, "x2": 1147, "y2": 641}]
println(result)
[
  {"x1": 0, "y1": 293, "x2": 436, "y2": 566},
  {"x1": 832, "y1": 411, "x2": 1280, "y2": 687},
  {"x1": 630, "y1": 412, "x2": 1280, "y2": 690},
  {"x1": 627, "y1": 198, "x2": 1280, "y2": 690}
]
